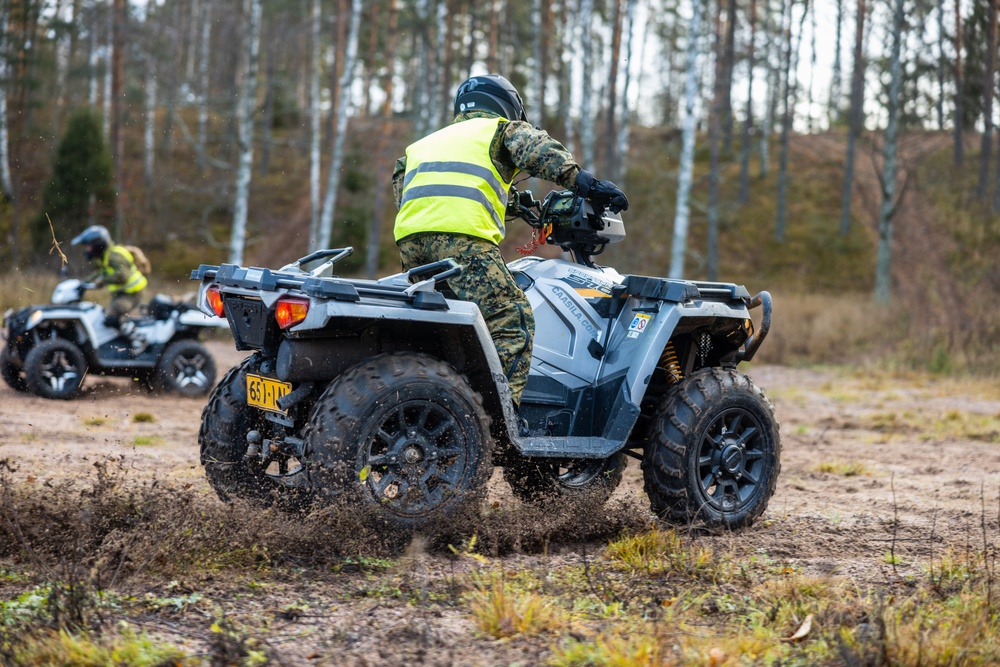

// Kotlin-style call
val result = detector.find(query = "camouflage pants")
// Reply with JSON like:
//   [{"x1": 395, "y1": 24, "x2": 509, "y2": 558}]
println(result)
[
  {"x1": 397, "y1": 233, "x2": 534, "y2": 406},
  {"x1": 107, "y1": 291, "x2": 142, "y2": 321}
]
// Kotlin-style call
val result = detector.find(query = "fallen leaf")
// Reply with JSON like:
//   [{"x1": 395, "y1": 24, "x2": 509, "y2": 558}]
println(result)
[
  {"x1": 783, "y1": 614, "x2": 814, "y2": 642},
  {"x1": 359, "y1": 465, "x2": 370, "y2": 481}
]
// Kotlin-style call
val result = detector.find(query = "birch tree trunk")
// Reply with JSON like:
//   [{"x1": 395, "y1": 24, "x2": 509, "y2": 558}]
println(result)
[
  {"x1": 196, "y1": 0, "x2": 212, "y2": 173},
  {"x1": 317, "y1": 0, "x2": 361, "y2": 251},
  {"x1": 935, "y1": 0, "x2": 945, "y2": 130},
  {"x1": 603, "y1": 0, "x2": 623, "y2": 176},
  {"x1": 0, "y1": 0, "x2": 14, "y2": 201},
  {"x1": 977, "y1": 0, "x2": 997, "y2": 199},
  {"x1": 144, "y1": 57, "x2": 157, "y2": 200},
  {"x1": 229, "y1": 0, "x2": 262, "y2": 265},
  {"x1": 721, "y1": 0, "x2": 737, "y2": 153},
  {"x1": 103, "y1": 7, "x2": 112, "y2": 143},
  {"x1": 775, "y1": 0, "x2": 796, "y2": 243},
  {"x1": 707, "y1": 0, "x2": 725, "y2": 280},
  {"x1": 953, "y1": 0, "x2": 963, "y2": 165},
  {"x1": 613, "y1": 0, "x2": 639, "y2": 181},
  {"x1": 308, "y1": 0, "x2": 322, "y2": 250},
  {"x1": 874, "y1": 0, "x2": 906, "y2": 305},
  {"x1": 578, "y1": 0, "x2": 595, "y2": 171},
  {"x1": 559, "y1": 0, "x2": 576, "y2": 154},
  {"x1": 88, "y1": 19, "x2": 98, "y2": 107},
  {"x1": 839, "y1": 0, "x2": 866, "y2": 236},
  {"x1": 669, "y1": 0, "x2": 703, "y2": 280},
  {"x1": 830, "y1": 0, "x2": 844, "y2": 123},
  {"x1": 111, "y1": 0, "x2": 125, "y2": 238},
  {"x1": 760, "y1": 0, "x2": 776, "y2": 178},
  {"x1": 739, "y1": 0, "x2": 758, "y2": 205}
]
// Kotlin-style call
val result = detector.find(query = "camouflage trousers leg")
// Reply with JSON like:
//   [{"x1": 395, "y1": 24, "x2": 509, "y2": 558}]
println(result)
[{"x1": 397, "y1": 233, "x2": 534, "y2": 406}]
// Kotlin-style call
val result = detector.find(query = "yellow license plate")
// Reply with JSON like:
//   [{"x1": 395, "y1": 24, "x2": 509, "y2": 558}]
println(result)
[{"x1": 247, "y1": 374, "x2": 293, "y2": 413}]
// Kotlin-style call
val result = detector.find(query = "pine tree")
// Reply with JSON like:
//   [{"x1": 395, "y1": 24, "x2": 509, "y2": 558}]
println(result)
[{"x1": 33, "y1": 109, "x2": 114, "y2": 256}]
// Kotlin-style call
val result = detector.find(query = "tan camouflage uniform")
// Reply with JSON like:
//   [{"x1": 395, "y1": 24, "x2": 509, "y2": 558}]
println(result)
[{"x1": 394, "y1": 111, "x2": 581, "y2": 406}]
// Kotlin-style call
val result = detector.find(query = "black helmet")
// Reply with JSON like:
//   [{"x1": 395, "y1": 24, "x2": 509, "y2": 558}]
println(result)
[
  {"x1": 71, "y1": 224, "x2": 112, "y2": 260},
  {"x1": 454, "y1": 74, "x2": 527, "y2": 122}
]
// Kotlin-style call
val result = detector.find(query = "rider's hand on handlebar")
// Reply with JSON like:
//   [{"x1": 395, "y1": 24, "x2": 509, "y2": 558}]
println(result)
[{"x1": 575, "y1": 169, "x2": 629, "y2": 214}]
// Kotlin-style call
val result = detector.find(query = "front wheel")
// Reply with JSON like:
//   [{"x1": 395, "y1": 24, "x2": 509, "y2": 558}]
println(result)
[
  {"x1": 642, "y1": 368, "x2": 780, "y2": 530},
  {"x1": 156, "y1": 339, "x2": 217, "y2": 397},
  {"x1": 1, "y1": 345, "x2": 27, "y2": 392},
  {"x1": 504, "y1": 453, "x2": 626, "y2": 505},
  {"x1": 303, "y1": 353, "x2": 492, "y2": 531},
  {"x1": 23, "y1": 338, "x2": 88, "y2": 400}
]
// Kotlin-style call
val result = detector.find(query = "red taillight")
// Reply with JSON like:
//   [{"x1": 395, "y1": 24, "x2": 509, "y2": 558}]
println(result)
[
  {"x1": 206, "y1": 287, "x2": 225, "y2": 318},
  {"x1": 275, "y1": 298, "x2": 309, "y2": 329}
]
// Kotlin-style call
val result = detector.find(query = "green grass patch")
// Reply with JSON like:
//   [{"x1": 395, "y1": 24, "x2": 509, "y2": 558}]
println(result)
[
  {"x1": 131, "y1": 436, "x2": 163, "y2": 447},
  {"x1": 131, "y1": 412, "x2": 156, "y2": 424},
  {"x1": 11, "y1": 627, "x2": 191, "y2": 666},
  {"x1": 816, "y1": 460, "x2": 870, "y2": 477}
]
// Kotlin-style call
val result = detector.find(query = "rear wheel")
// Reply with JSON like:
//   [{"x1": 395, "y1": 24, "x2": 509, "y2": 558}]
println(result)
[
  {"x1": 156, "y1": 339, "x2": 217, "y2": 396},
  {"x1": 23, "y1": 338, "x2": 88, "y2": 400},
  {"x1": 1, "y1": 345, "x2": 27, "y2": 392},
  {"x1": 303, "y1": 353, "x2": 492, "y2": 531},
  {"x1": 199, "y1": 356, "x2": 306, "y2": 506},
  {"x1": 642, "y1": 368, "x2": 780, "y2": 530},
  {"x1": 504, "y1": 453, "x2": 626, "y2": 505}
]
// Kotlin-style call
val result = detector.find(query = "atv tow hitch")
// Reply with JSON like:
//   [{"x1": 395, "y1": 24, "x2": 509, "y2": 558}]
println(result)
[{"x1": 244, "y1": 430, "x2": 305, "y2": 462}]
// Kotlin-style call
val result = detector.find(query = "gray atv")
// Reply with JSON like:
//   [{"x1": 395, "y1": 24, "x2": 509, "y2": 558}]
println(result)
[
  {"x1": 191, "y1": 188, "x2": 779, "y2": 530},
  {"x1": 2, "y1": 279, "x2": 224, "y2": 400}
]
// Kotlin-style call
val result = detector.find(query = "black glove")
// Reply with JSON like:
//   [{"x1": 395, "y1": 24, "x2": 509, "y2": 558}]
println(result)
[{"x1": 575, "y1": 169, "x2": 629, "y2": 213}]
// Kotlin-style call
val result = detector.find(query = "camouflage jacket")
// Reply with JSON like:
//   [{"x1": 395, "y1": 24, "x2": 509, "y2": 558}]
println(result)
[{"x1": 393, "y1": 111, "x2": 581, "y2": 209}]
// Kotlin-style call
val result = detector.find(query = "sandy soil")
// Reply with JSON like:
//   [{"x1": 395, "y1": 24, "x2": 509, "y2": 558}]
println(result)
[
  {"x1": 3, "y1": 344, "x2": 1000, "y2": 663},
  {"x1": 3, "y1": 343, "x2": 998, "y2": 579}
]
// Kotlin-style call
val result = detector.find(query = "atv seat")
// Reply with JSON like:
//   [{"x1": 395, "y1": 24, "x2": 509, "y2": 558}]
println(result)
[{"x1": 148, "y1": 294, "x2": 177, "y2": 320}]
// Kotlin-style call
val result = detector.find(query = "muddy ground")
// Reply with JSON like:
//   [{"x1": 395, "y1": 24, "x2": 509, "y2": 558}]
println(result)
[{"x1": 2, "y1": 341, "x2": 1000, "y2": 664}]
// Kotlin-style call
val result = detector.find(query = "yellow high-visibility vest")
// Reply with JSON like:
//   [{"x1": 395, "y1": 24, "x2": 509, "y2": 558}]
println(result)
[
  {"x1": 102, "y1": 245, "x2": 148, "y2": 294},
  {"x1": 394, "y1": 117, "x2": 517, "y2": 245}
]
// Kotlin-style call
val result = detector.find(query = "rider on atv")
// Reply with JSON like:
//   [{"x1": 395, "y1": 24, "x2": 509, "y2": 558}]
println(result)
[
  {"x1": 71, "y1": 225, "x2": 148, "y2": 334},
  {"x1": 392, "y1": 73, "x2": 628, "y2": 408}
]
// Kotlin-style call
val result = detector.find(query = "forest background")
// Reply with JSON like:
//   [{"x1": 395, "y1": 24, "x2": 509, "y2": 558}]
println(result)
[{"x1": 1, "y1": 0, "x2": 999, "y2": 374}]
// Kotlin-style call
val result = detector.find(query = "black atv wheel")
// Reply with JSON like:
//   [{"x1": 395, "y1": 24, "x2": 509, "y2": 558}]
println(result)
[
  {"x1": 156, "y1": 339, "x2": 217, "y2": 397},
  {"x1": 303, "y1": 353, "x2": 492, "y2": 531},
  {"x1": 23, "y1": 338, "x2": 88, "y2": 400},
  {"x1": 199, "y1": 356, "x2": 306, "y2": 506},
  {"x1": 504, "y1": 453, "x2": 626, "y2": 504},
  {"x1": 642, "y1": 368, "x2": 780, "y2": 530},
  {"x1": 1, "y1": 345, "x2": 27, "y2": 392}
]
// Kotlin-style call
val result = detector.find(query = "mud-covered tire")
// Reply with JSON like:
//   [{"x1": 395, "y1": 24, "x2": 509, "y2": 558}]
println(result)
[
  {"x1": 23, "y1": 338, "x2": 88, "y2": 400},
  {"x1": 1, "y1": 345, "x2": 27, "y2": 392},
  {"x1": 504, "y1": 453, "x2": 626, "y2": 505},
  {"x1": 156, "y1": 339, "x2": 217, "y2": 397},
  {"x1": 199, "y1": 356, "x2": 298, "y2": 505},
  {"x1": 303, "y1": 352, "x2": 492, "y2": 531},
  {"x1": 642, "y1": 368, "x2": 780, "y2": 530}
]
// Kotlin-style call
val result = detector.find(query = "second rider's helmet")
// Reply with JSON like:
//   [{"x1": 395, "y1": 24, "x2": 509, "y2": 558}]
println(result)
[
  {"x1": 71, "y1": 224, "x2": 112, "y2": 261},
  {"x1": 454, "y1": 74, "x2": 527, "y2": 122}
]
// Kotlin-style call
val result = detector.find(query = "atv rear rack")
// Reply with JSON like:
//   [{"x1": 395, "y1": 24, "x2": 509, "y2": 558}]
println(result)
[{"x1": 191, "y1": 248, "x2": 464, "y2": 312}]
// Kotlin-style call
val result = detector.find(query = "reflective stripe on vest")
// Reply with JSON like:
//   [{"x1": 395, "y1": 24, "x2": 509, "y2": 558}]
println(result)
[
  {"x1": 103, "y1": 245, "x2": 148, "y2": 294},
  {"x1": 394, "y1": 118, "x2": 515, "y2": 245}
]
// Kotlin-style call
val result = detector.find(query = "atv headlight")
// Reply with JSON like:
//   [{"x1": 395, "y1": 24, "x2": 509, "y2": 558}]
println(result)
[{"x1": 26, "y1": 310, "x2": 43, "y2": 331}]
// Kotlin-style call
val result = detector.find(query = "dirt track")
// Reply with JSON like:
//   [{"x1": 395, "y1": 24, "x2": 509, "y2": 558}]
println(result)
[{"x1": 3, "y1": 340, "x2": 999, "y2": 584}]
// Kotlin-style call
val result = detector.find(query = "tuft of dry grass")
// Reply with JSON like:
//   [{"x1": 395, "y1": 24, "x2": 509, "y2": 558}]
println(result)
[{"x1": 468, "y1": 571, "x2": 563, "y2": 639}]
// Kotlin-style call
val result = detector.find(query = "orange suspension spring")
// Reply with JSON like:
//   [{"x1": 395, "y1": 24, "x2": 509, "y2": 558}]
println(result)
[{"x1": 659, "y1": 341, "x2": 683, "y2": 384}]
